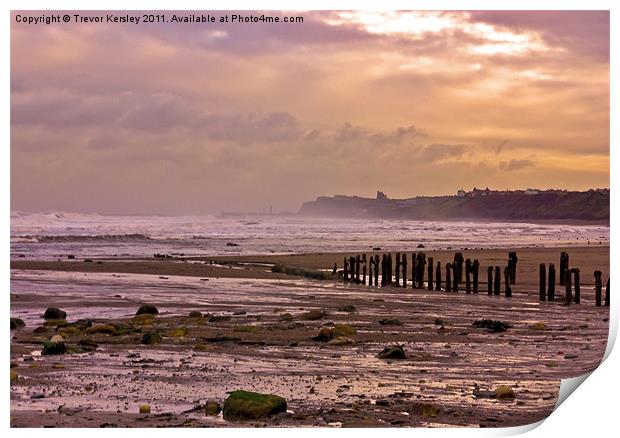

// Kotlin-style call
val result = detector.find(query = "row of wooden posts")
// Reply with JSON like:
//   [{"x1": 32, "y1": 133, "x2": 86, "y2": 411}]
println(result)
[
  {"x1": 337, "y1": 250, "x2": 609, "y2": 306},
  {"x1": 338, "y1": 251, "x2": 514, "y2": 296},
  {"x1": 538, "y1": 251, "x2": 610, "y2": 306}
]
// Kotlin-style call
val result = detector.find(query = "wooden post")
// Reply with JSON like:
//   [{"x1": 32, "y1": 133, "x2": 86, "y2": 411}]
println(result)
[
  {"x1": 368, "y1": 257, "x2": 373, "y2": 286},
  {"x1": 472, "y1": 259, "x2": 480, "y2": 293},
  {"x1": 539, "y1": 264, "x2": 546, "y2": 301},
  {"x1": 594, "y1": 270, "x2": 602, "y2": 306},
  {"x1": 395, "y1": 253, "x2": 401, "y2": 287},
  {"x1": 333, "y1": 263, "x2": 337, "y2": 276},
  {"x1": 381, "y1": 254, "x2": 386, "y2": 287},
  {"x1": 572, "y1": 268, "x2": 580, "y2": 304},
  {"x1": 402, "y1": 253, "x2": 408, "y2": 288},
  {"x1": 494, "y1": 266, "x2": 501, "y2": 295},
  {"x1": 446, "y1": 263, "x2": 452, "y2": 292},
  {"x1": 435, "y1": 261, "x2": 442, "y2": 291},
  {"x1": 454, "y1": 253, "x2": 464, "y2": 284},
  {"x1": 452, "y1": 261, "x2": 458, "y2": 292},
  {"x1": 605, "y1": 278, "x2": 610, "y2": 306},
  {"x1": 559, "y1": 252, "x2": 569, "y2": 286},
  {"x1": 362, "y1": 254, "x2": 367, "y2": 285},
  {"x1": 419, "y1": 253, "x2": 427, "y2": 289},
  {"x1": 487, "y1": 266, "x2": 493, "y2": 295},
  {"x1": 504, "y1": 266, "x2": 512, "y2": 297},
  {"x1": 508, "y1": 252, "x2": 518, "y2": 284},
  {"x1": 355, "y1": 255, "x2": 361, "y2": 283},
  {"x1": 465, "y1": 258, "x2": 471, "y2": 294},
  {"x1": 427, "y1": 257, "x2": 434, "y2": 290},
  {"x1": 374, "y1": 255, "x2": 380, "y2": 286},
  {"x1": 564, "y1": 270, "x2": 572, "y2": 305},
  {"x1": 343, "y1": 258, "x2": 348, "y2": 282},
  {"x1": 548, "y1": 263, "x2": 556, "y2": 301},
  {"x1": 411, "y1": 253, "x2": 417, "y2": 289},
  {"x1": 387, "y1": 253, "x2": 393, "y2": 285}
]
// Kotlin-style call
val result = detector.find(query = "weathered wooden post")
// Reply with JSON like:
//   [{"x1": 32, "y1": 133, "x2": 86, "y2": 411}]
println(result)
[
  {"x1": 564, "y1": 270, "x2": 572, "y2": 305},
  {"x1": 355, "y1": 255, "x2": 361, "y2": 283},
  {"x1": 452, "y1": 262, "x2": 458, "y2": 292},
  {"x1": 504, "y1": 266, "x2": 512, "y2": 297},
  {"x1": 381, "y1": 254, "x2": 386, "y2": 287},
  {"x1": 548, "y1": 263, "x2": 556, "y2": 301},
  {"x1": 508, "y1": 252, "x2": 518, "y2": 284},
  {"x1": 411, "y1": 253, "x2": 417, "y2": 289},
  {"x1": 559, "y1": 252, "x2": 569, "y2": 286},
  {"x1": 572, "y1": 268, "x2": 580, "y2": 304},
  {"x1": 362, "y1": 254, "x2": 367, "y2": 285},
  {"x1": 454, "y1": 253, "x2": 464, "y2": 284},
  {"x1": 427, "y1": 257, "x2": 434, "y2": 290},
  {"x1": 368, "y1": 257, "x2": 374, "y2": 286},
  {"x1": 487, "y1": 266, "x2": 493, "y2": 295},
  {"x1": 594, "y1": 270, "x2": 602, "y2": 306},
  {"x1": 605, "y1": 278, "x2": 610, "y2": 307},
  {"x1": 494, "y1": 266, "x2": 501, "y2": 295},
  {"x1": 395, "y1": 253, "x2": 401, "y2": 287},
  {"x1": 465, "y1": 258, "x2": 471, "y2": 294},
  {"x1": 419, "y1": 253, "x2": 427, "y2": 289},
  {"x1": 333, "y1": 263, "x2": 337, "y2": 276},
  {"x1": 539, "y1": 263, "x2": 546, "y2": 301},
  {"x1": 387, "y1": 253, "x2": 393, "y2": 285},
  {"x1": 374, "y1": 255, "x2": 380, "y2": 286},
  {"x1": 472, "y1": 259, "x2": 480, "y2": 293},
  {"x1": 435, "y1": 261, "x2": 442, "y2": 291},
  {"x1": 402, "y1": 253, "x2": 408, "y2": 288},
  {"x1": 446, "y1": 263, "x2": 452, "y2": 292},
  {"x1": 343, "y1": 258, "x2": 349, "y2": 282}
]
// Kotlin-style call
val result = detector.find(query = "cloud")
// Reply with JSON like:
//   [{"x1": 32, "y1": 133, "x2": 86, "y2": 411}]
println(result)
[{"x1": 499, "y1": 159, "x2": 535, "y2": 171}]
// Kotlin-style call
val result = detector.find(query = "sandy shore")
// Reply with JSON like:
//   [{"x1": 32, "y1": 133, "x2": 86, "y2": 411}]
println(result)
[{"x1": 10, "y1": 246, "x2": 610, "y2": 427}]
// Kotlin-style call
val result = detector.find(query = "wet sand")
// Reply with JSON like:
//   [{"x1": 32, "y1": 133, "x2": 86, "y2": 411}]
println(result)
[{"x1": 10, "y1": 246, "x2": 610, "y2": 427}]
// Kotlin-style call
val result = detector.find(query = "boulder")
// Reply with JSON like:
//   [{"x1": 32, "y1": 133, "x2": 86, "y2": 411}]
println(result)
[
  {"x1": 312, "y1": 326, "x2": 335, "y2": 342},
  {"x1": 529, "y1": 322, "x2": 547, "y2": 330},
  {"x1": 379, "y1": 318, "x2": 402, "y2": 326},
  {"x1": 42, "y1": 337, "x2": 67, "y2": 355},
  {"x1": 495, "y1": 385, "x2": 516, "y2": 399},
  {"x1": 10, "y1": 317, "x2": 25, "y2": 330},
  {"x1": 136, "y1": 304, "x2": 159, "y2": 315},
  {"x1": 189, "y1": 311, "x2": 203, "y2": 318},
  {"x1": 139, "y1": 404, "x2": 151, "y2": 414},
  {"x1": 328, "y1": 336, "x2": 355, "y2": 346},
  {"x1": 333, "y1": 324, "x2": 356, "y2": 337},
  {"x1": 278, "y1": 313, "x2": 294, "y2": 322},
  {"x1": 169, "y1": 327, "x2": 188, "y2": 337},
  {"x1": 338, "y1": 305, "x2": 356, "y2": 313},
  {"x1": 141, "y1": 331, "x2": 162, "y2": 345},
  {"x1": 223, "y1": 390, "x2": 287, "y2": 421},
  {"x1": 377, "y1": 345, "x2": 406, "y2": 359},
  {"x1": 85, "y1": 324, "x2": 118, "y2": 335},
  {"x1": 43, "y1": 307, "x2": 67, "y2": 320},
  {"x1": 204, "y1": 400, "x2": 222, "y2": 416},
  {"x1": 10, "y1": 371, "x2": 18, "y2": 384},
  {"x1": 301, "y1": 310, "x2": 326, "y2": 321}
]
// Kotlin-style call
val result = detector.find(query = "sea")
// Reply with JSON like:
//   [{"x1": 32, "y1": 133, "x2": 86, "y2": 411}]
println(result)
[{"x1": 10, "y1": 212, "x2": 610, "y2": 260}]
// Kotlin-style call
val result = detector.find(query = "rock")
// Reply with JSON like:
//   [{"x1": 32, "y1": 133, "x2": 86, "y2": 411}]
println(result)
[
  {"x1": 42, "y1": 337, "x2": 67, "y2": 355},
  {"x1": 379, "y1": 318, "x2": 402, "y2": 326},
  {"x1": 139, "y1": 404, "x2": 151, "y2": 414},
  {"x1": 495, "y1": 385, "x2": 516, "y2": 399},
  {"x1": 338, "y1": 305, "x2": 356, "y2": 313},
  {"x1": 204, "y1": 400, "x2": 221, "y2": 416},
  {"x1": 77, "y1": 339, "x2": 99, "y2": 351},
  {"x1": 169, "y1": 327, "x2": 188, "y2": 337},
  {"x1": 67, "y1": 255, "x2": 75, "y2": 259},
  {"x1": 434, "y1": 318, "x2": 445, "y2": 326},
  {"x1": 57, "y1": 326, "x2": 82, "y2": 337},
  {"x1": 328, "y1": 336, "x2": 355, "y2": 345},
  {"x1": 278, "y1": 313, "x2": 294, "y2": 322},
  {"x1": 410, "y1": 402, "x2": 440, "y2": 418},
  {"x1": 141, "y1": 331, "x2": 162, "y2": 345},
  {"x1": 136, "y1": 304, "x2": 159, "y2": 315},
  {"x1": 301, "y1": 310, "x2": 326, "y2": 321},
  {"x1": 85, "y1": 324, "x2": 118, "y2": 335},
  {"x1": 333, "y1": 324, "x2": 356, "y2": 337},
  {"x1": 226, "y1": 242, "x2": 239, "y2": 247},
  {"x1": 312, "y1": 327, "x2": 335, "y2": 342},
  {"x1": 472, "y1": 319, "x2": 511, "y2": 333},
  {"x1": 417, "y1": 243, "x2": 425, "y2": 248},
  {"x1": 209, "y1": 315, "x2": 232, "y2": 323},
  {"x1": 233, "y1": 311, "x2": 247, "y2": 315},
  {"x1": 43, "y1": 307, "x2": 67, "y2": 320},
  {"x1": 10, "y1": 317, "x2": 25, "y2": 330},
  {"x1": 43, "y1": 319, "x2": 67, "y2": 327},
  {"x1": 189, "y1": 311, "x2": 203, "y2": 318},
  {"x1": 377, "y1": 345, "x2": 406, "y2": 359},
  {"x1": 10, "y1": 370, "x2": 18, "y2": 383},
  {"x1": 529, "y1": 322, "x2": 547, "y2": 330},
  {"x1": 33, "y1": 326, "x2": 47, "y2": 334},
  {"x1": 223, "y1": 390, "x2": 287, "y2": 421}
]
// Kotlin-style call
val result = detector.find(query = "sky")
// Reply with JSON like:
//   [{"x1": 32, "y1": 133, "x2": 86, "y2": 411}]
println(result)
[{"x1": 11, "y1": 10, "x2": 610, "y2": 214}]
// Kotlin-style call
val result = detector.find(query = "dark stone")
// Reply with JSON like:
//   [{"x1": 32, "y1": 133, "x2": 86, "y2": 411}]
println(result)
[
  {"x1": 377, "y1": 345, "x2": 406, "y2": 359},
  {"x1": 472, "y1": 319, "x2": 511, "y2": 333},
  {"x1": 141, "y1": 331, "x2": 162, "y2": 345},
  {"x1": 223, "y1": 390, "x2": 287, "y2": 421},
  {"x1": 136, "y1": 304, "x2": 159, "y2": 315},
  {"x1": 43, "y1": 307, "x2": 67, "y2": 320},
  {"x1": 10, "y1": 317, "x2": 25, "y2": 330},
  {"x1": 378, "y1": 318, "x2": 402, "y2": 326}
]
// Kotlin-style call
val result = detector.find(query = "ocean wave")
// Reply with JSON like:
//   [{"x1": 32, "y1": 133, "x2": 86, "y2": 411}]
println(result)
[{"x1": 12, "y1": 233, "x2": 153, "y2": 243}]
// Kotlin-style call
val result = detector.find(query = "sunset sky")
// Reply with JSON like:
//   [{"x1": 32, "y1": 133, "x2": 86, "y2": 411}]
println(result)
[{"x1": 11, "y1": 10, "x2": 610, "y2": 214}]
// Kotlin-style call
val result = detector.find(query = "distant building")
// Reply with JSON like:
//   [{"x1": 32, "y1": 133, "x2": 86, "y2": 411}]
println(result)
[
  {"x1": 525, "y1": 188, "x2": 539, "y2": 195},
  {"x1": 376, "y1": 191, "x2": 388, "y2": 201},
  {"x1": 456, "y1": 189, "x2": 466, "y2": 197}
]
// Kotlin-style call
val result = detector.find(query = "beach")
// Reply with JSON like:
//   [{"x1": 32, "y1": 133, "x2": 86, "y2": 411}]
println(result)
[{"x1": 10, "y1": 245, "x2": 610, "y2": 427}]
